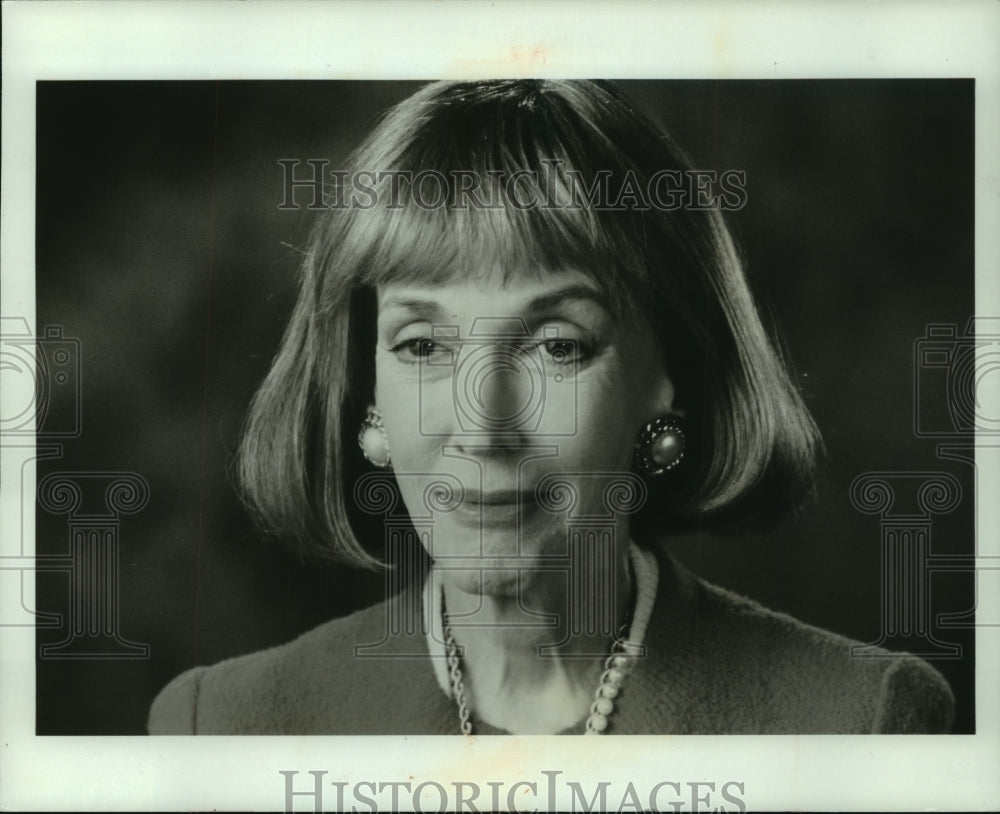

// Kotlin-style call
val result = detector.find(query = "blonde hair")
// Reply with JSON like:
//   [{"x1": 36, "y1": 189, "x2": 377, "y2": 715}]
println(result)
[{"x1": 238, "y1": 80, "x2": 821, "y2": 566}]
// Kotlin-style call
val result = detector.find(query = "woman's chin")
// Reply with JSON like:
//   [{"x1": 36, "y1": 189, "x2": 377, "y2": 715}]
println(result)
[
  {"x1": 435, "y1": 556, "x2": 555, "y2": 600},
  {"x1": 428, "y1": 524, "x2": 572, "y2": 597},
  {"x1": 443, "y1": 568, "x2": 522, "y2": 598}
]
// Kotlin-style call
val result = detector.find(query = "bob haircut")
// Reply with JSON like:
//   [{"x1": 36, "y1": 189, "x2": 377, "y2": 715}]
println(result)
[{"x1": 238, "y1": 79, "x2": 821, "y2": 568}]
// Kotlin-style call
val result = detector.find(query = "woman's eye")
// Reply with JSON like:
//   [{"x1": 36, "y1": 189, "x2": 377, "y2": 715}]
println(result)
[
  {"x1": 541, "y1": 339, "x2": 588, "y2": 365},
  {"x1": 391, "y1": 338, "x2": 440, "y2": 362},
  {"x1": 389, "y1": 333, "x2": 592, "y2": 367}
]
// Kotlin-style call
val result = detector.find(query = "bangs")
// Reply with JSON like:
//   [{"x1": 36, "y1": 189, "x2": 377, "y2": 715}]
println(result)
[
  {"x1": 351, "y1": 192, "x2": 643, "y2": 316},
  {"x1": 322, "y1": 79, "x2": 689, "y2": 316}
]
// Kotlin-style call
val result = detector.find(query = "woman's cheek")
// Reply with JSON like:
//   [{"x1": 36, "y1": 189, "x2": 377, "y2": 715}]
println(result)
[
  {"x1": 374, "y1": 362, "x2": 417, "y2": 457},
  {"x1": 412, "y1": 375, "x2": 455, "y2": 440},
  {"x1": 571, "y1": 367, "x2": 642, "y2": 469},
  {"x1": 384, "y1": 379, "x2": 454, "y2": 472}
]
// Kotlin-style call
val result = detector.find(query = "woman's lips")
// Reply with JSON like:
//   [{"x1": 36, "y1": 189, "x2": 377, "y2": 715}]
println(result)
[
  {"x1": 455, "y1": 489, "x2": 539, "y2": 525},
  {"x1": 466, "y1": 489, "x2": 531, "y2": 505}
]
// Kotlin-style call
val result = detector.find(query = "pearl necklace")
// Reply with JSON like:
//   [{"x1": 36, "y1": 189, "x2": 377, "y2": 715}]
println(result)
[
  {"x1": 430, "y1": 541, "x2": 659, "y2": 735},
  {"x1": 443, "y1": 618, "x2": 639, "y2": 735}
]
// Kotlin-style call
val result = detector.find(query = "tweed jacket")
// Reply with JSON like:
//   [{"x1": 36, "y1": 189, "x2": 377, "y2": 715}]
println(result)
[{"x1": 148, "y1": 552, "x2": 955, "y2": 735}]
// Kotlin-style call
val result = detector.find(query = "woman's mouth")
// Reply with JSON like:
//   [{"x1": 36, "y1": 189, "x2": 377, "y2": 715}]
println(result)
[
  {"x1": 456, "y1": 489, "x2": 539, "y2": 525},
  {"x1": 466, "y1": 489, "x2": 530, "y2": 505}
]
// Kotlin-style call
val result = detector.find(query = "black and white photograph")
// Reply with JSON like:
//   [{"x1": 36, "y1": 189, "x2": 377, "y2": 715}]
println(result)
[
  {"x1": 3, "y1": 2, "x2": 999, "y2": 811},
  {"x1": 33, "y1": 77, "x2": 975, "y2": 739}
]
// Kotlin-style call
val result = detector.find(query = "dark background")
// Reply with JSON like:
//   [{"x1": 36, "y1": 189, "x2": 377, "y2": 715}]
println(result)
[{"x1": 34, "y1": 80, "x2": 976, "y2": 734}]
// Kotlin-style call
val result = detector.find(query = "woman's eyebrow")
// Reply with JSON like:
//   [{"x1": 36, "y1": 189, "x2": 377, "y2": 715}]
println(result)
[
  {"x1": 524, "y1": 284, "x2": 610, "y2": 315},
  {"x1": 377, "y1": 297, "x2": 444, "y2": 322},
  {"x1": 378, "y1": 284, "x2": 609, "y2": 323}
]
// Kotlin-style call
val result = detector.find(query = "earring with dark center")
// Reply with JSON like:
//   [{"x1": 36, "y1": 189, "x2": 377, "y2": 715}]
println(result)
[
  {"x1": 633, "y1": 416, "x2": 686, "y2": 477},
  {"x1": 358, "y1": 407, "x2": 391, "y2": 468}
]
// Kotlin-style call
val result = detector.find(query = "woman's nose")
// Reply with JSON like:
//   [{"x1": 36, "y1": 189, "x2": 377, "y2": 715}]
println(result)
[{"x1": 458, "y1": 344, "x2": 540, "y2": 437}]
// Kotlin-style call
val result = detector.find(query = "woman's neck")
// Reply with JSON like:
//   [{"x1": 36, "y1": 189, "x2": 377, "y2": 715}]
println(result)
[{"x1": 439, "y1": 553, "x2": 633, "y2": 734}]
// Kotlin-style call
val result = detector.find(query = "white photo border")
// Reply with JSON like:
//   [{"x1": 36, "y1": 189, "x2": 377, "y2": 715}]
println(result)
[{"x1": 2, "y1": 1, "x2": 998, "y2": 811}]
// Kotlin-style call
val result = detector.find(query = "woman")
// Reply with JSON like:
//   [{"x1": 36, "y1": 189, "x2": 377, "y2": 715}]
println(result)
[{"x1": 148, "y1": 80, "x2": 954, "y2": 735}]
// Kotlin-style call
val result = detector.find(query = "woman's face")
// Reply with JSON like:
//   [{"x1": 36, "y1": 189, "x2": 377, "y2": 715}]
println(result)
[{"x1": 374, "y1": 268, "x2": 677, "y2": 598}]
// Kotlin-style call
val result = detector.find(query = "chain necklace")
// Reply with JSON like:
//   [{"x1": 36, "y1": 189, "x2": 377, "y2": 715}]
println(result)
[
  {"x1": 442, "y1": 616, "x2": 638, "y2": 735},
  {"x1": 434, "y1": 541, "x2": 658, "y2": 735}
]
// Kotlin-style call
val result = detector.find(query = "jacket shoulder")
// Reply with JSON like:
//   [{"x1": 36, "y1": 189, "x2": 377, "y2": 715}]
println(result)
[
  {"x1": 871, "y1": 654, "x2": 955, "y2": 733},
  {"x1": 696, "y1": 577, "x2": 955, "y2": 733},
  {"x1": 641, "y1": 554, "x2": 955, "y2": 734},
  {"x1": 147, "y1": 665, "x2": 207, "y2": 734},
  {"x1": 147, "y1": 599, "x2": 437, "y2": 735}
]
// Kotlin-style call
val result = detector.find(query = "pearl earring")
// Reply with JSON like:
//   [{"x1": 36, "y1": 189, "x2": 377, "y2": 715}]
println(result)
[
  {"x1": 634, "y1": 416, "x2": 686, "y2": 477},
  {"x1": 358, "y1": 407, "x2": 391, "y2": 468}
]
